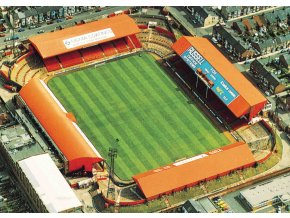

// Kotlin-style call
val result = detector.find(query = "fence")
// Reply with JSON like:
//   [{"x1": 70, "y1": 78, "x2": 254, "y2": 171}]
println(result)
[{"x1": 101, "y1": 191, "x2": 146, "y2": 206}]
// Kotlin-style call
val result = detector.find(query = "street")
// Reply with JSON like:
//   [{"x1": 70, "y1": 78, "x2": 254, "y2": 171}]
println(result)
[{"x1": 0, "y1": 6, "x2": 131, "y2": 46}]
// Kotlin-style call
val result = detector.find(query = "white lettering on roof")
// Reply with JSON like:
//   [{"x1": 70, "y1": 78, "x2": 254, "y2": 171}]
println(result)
[
  {"x1": 173, "y1": 154, "x2": 208, "y2": 167},
  {"x1": 63, "y1": 28, "x2": 115, "y2": 49}
]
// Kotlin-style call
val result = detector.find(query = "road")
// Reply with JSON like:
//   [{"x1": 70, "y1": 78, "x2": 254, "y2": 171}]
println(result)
[
  {"x1": 227, "y1": 6, "x2": 284, "y2": 23},
  {"x1": 166, "y1": 6, "x2": 196, "y2": 36},
  {"x1": 0, "y1": 6, "x2": 131, "y2": 46}
]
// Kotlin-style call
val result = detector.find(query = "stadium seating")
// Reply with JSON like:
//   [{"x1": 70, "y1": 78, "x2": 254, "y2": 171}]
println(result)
[
  {"x1": 80, "y1": 45, "x2": 104, "y2": 62},
  {"x1": 58, "y1": 51, "x2": 84, "y2": 68},
  {"x1": 124, "y1": 36, "x2": 135, "y2": 50},
  {"x1": 155, "y1": 27, "x2": 176, "y2": 40},
  {"x1": 207, "y1": 98, "x2": 225, "y2": 111},
  {"x1": 113, "y1": 38, "x2": 129, "y2": 53},
  {"x1": 231, "y1": 119, "x2": 248, "y2": 130},
  {"x1": 100, "y1": 42, "x2": 117, "y2": 57},
  {"x1": 219, "y1": 109, "x2": 237, "y2": 124},
  {"x1": 129, "y1": 35, "x2": 142, "y2": 48},
  {"x1": 43, "y1": 57, "x2": 62, "y2": 72}
]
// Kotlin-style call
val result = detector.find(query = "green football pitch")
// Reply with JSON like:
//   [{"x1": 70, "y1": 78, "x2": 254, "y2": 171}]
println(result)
[{"x1": 48, "y1": 52, "x2": 229, "y2": 180}]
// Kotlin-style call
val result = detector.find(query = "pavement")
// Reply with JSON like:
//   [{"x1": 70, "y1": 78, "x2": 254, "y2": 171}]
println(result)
[
  {"x1": 237, "y1": 49, "x2": 290, "y2": 65},
  {"x1": 0, "y1": 6, "x2": 131, "y2": 47}
]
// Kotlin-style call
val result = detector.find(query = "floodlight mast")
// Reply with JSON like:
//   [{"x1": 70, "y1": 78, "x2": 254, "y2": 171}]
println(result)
[{"x1": 106, "y1": 147, "x2": 117, "y2": 198}]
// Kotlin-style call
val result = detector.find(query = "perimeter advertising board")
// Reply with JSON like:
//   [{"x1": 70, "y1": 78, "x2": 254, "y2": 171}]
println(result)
[{"x1": 181, "y1": 46, "x2": 239, "y2": 105}]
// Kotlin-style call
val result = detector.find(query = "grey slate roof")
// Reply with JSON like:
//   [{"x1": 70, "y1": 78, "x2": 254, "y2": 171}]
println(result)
[
  {"x1": 214, "y1": 25, "x2": 247, "y2": 53},
  {"x1": 192, "y1": 6, "x2": 209, "y2": 19},
  {"x1": 251, "y1": 60, "x2": 281, "y2": 87},
  {"x1": 223, "y1": 6, "x2": 242, "y2": 13},
  {"x1": 183, "y1": 199, "x2": 207, "y2": 213}
]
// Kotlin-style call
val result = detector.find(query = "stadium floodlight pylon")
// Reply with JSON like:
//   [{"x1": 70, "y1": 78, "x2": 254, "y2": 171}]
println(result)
[{"x1": 106, "y1": 147, "x2": 117, "y2": 198}]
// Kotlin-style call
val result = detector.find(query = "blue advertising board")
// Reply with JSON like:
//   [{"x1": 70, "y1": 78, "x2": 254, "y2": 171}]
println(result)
[{"x1": 180, "y1": 46, "x2": 239, "y2": 105}]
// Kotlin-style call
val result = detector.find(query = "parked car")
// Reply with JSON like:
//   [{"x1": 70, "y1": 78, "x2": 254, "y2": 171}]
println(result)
[
  {"x1": 0, "y1": 33, "x2": 5, "y2": 37},
  {"x1": 11, "y1": 35, "x2": 19, "y2": 40},
  {"x1": 28, "y1": 25, "x2": 36, "y2": 29},
  {"x1": 4, "y1": 37, "x2": 10, "y2": 42},
  {"x1": 212, "y1": 37, "x2": 218, "y2": 44},
  {"x1": 37, "y1": 30, "x2": 45, "y2": 34},
  {"x1": 46, "y1": 20, "x2": 53, "y2": 25},
  {"x1": 66, "y1": 15, "x2": 73, "y2": 20},
  {"x1": 56, "y1": 18, "x2": 64, "y2": 23},
  {"x1": 18, "y1": 28, "x2": 25, "y2": 32}
]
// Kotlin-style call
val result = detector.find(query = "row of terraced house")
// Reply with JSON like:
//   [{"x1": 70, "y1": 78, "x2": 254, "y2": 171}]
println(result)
[{"x1": 212, "y1": 7, "x2": 290, "y2": 61}]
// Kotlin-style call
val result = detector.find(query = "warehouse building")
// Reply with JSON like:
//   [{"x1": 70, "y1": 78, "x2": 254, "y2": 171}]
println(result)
[{"x1": 239, "y1": 173, "x2": 290, "y2": 211}]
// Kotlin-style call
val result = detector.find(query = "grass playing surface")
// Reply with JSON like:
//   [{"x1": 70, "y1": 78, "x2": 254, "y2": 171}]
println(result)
[{"x1": 48, "y1": 52, "x2": 229, "y2": 180}]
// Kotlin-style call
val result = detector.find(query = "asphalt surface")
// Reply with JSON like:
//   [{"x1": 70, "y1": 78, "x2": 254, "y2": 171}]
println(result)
[
  {"x1": 166, "y1": 6, "x2": 214, "y2": 37},
  {"x1": 0, "y1": 6, "x2": 131, "y2": 47}
]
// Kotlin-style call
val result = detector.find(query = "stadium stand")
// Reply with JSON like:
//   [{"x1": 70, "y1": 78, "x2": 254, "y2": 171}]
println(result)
[
  {"x1": 43, "y1": 57, "x2": 62, "y2": 72},
  {"x1": 26, "y1": 15, "x2": 141, "y2": 72},
  {"x1": 171, "y1": 36, "x2": 267, "y2": 121},
  {"x1": 58, "y1": 51, "x2": 84, "y2": 68},
  {"x1": 80, "y1": 45, "x2": 104, "y2": 62},
  {"x1": 19, "y1": 79, "x2": 104, "y2": 173},
  {"x1": 100, "y1": 42, "x2": 117, "y2": 57},
  {"x1": 133, "y1": 142, "x2": 255, "y2": 200}
]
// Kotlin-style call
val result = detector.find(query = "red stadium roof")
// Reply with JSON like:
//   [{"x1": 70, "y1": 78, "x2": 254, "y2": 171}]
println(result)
[
  {"x1": 29, "y1": 14, "x2": 140, "y2": 59},
  {"x1": 172, "y1": 36, "x2": 267, "y2": 118},
  {"x1": 19, "y1": 79, "x2": 103, "y2": 173},
  {"x1": 133, "y1": 142, "x2": 255, "y2": 200}
]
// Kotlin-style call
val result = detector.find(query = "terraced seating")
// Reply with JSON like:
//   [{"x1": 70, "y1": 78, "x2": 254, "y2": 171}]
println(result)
[
  {"x1": 113, "y1": 38, "x2": 129, "y2": 53},
  {"x1": 124, "y1": 36, "x2": 136, "y2": 50},
  {"x1": 80, "y1": 45, "x2": 104, "y2": 62},
  {"x1": 43, "y1": 57, "x2": 62, "y2": 72},
  {"x1": 129, "y1": 35, "x2": 142, "y2": 48},
  {"x1": 58, "y1": 51, "x2": 84, "y2": 68},
  {"x1": 17, "y1": 64, "x2": 30, "y2": 85},
  {"x1": 100, "y1": 42, "x2": 117, "y2": 57}
]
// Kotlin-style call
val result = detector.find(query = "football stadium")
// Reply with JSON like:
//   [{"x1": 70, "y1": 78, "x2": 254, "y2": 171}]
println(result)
[
  {"x1": 5, "y1": 13, "x2": 270, "y2": 204},
  {"x1": 47, "y1": 52, "x2": 230, "y2": 179}
]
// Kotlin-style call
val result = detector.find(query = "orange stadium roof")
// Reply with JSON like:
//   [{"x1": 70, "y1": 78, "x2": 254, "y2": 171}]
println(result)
[
  {"x1": 133, "y1": 142, "x2": 255, "y2": 200},
  {"x1": 29, "y1": 14, "x2": 140, "y2": 59},
  {"x1": 172, "y1": 36, "x2": 267, "y2": 117},
  {"x1": 19, "y1": 79, "x2": 103, "y2": 172}
]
